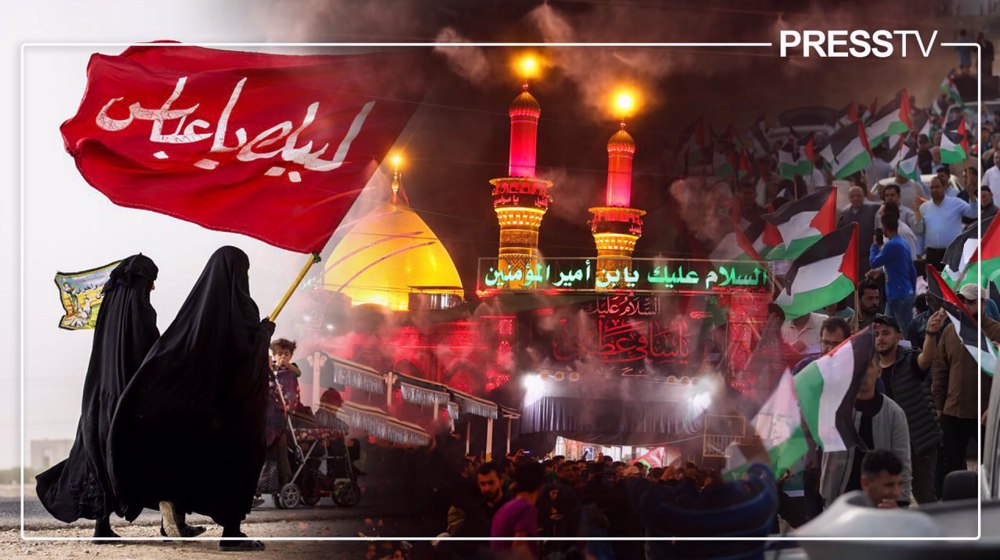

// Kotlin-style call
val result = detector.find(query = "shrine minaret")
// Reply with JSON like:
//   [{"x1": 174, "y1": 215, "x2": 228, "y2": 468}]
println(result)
[
  {"x1": 489, "y1": 55, "x2": 552, "y2": 290},
  {"x1": 589, "y1": 91, "x2": 645, "y2": 290}
]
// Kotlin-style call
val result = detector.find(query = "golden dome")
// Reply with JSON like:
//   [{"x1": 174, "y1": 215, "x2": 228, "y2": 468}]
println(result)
[
  {"x1": 509, "y1": 89, "x2": 541, "y2": 117},
  {"x1": 607, "y1": 127, "x2": 636, "y2": 154},
  {"x1": 323, "y1": 192, "x2": 463, "y2": 312}
]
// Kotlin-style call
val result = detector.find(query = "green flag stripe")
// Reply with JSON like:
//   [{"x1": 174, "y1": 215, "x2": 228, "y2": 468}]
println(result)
[
  {"x1": 765, "y1": 234, "x2": 823, "y2": 261},
  {"x1": 777, "y1": 275, "x2": 855, "y2": 319}
]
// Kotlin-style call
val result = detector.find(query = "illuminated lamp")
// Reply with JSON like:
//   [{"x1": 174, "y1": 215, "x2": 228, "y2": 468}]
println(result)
[{"x1": 589, "y1": 85, "x2": 644, "y2": 291}]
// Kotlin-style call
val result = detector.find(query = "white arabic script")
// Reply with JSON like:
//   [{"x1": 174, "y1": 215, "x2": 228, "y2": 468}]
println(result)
[{"x1": 95, "y1": 76, "x2": 376, "y2": 179}]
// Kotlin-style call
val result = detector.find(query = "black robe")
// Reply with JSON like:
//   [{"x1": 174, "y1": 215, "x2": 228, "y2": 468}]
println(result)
[
  {"x1": 109, "y1": 246, "x2": 274, "y2": 525},
  {"x1": 36, "y1": 254, "x2": 159, "y2": 522}
]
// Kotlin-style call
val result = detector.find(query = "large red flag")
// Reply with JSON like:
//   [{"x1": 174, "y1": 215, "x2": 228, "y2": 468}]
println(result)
[{"x1": 61, "y1": 45, "x2": 429, "y2": 254}]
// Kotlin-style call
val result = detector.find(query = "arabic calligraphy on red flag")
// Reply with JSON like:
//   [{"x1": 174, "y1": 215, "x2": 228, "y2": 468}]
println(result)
[{"x1": 61, "y1": 44, "x2": 429, "y2": 253}]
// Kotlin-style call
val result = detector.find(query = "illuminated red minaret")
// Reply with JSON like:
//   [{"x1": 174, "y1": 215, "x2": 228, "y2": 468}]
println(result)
[
  {"x1": 589, "y1": 90, "x2": 645, "y2": 290},
  {"x1": 489, "y1": 55, "x2": 552, "y2": 289}
]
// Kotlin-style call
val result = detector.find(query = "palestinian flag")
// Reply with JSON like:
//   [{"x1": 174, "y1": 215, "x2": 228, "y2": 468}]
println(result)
[
  {"x1": 941, "y1": 76, "x2": 965, "y2": 107},
  {"x1": 940, "y1": 115, "x2": 968, "y2": 164},
  {"x1": 928, "y1": 266, "x2": 999, "y2": 376},
  {"x1": 729, "y1": 329, "x2": 875, "y2": 477},
  {"x1": 820, "y1": 121, "x2": 872, "y2": 179},
  {"x1": 729, "y1": 369, "x2": 811, "y2": 476},
  {"x1": 836, "y1": 101, "x2": 859, "y2": 127},
  {"x1": 861, "y1": 97, "x2": 877, "y2": 124},
  {"x1": 711, "y1": 216, "x2": 767, "y2": 266},
  {"x1": 763, "y1": 187, "x2": 839, "y2": 261},
  {"x1": 943, "y1": 214, "x2": 1000, "y2": 290},
  {"x1": 751, "y1": 115, "x2": 770, "y2": 156},
  {"x1": 918, "y1": 110, "x2": 933, "y2": 138},
  {"x1": 676, "y1": 118, "x2": 707, "y2": 173},
  {"x1": 866, "y1": 90, "x2": 913, "y2": 148},
  {"x1": 714, "y1": 140, "x2": 737, "y2": 178},
  {"x1": 738, "y1": 150, "x2": 753, "y2": 179},
  {"x1": 795, "y1": 326, "x2": 873, "y2": 451},
  {"x1": 891, "y1": 136, "x2": 921, "y2": 181},
  {"x1": 775, "y1": 223, "x2": 858, "y2": 319},
  {"x1": 778, "y1": 142, "x2": 800, "y2": 179}
]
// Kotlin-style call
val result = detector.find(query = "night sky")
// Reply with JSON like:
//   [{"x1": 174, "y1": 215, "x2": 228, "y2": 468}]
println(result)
[{"x1": 292, "y1": 0, "x2": 963, "y2": 297}]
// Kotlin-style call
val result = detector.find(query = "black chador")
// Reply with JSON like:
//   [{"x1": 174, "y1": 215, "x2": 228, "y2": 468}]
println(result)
[
  {"x1": 109, "y1": 246, "x2": 273, "y2": 549},
  {"x1": 36, "y1": 255, "x2": 159, "y2": 538}
]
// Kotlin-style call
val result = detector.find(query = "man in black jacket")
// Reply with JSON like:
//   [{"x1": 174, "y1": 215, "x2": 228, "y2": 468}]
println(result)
[{"x1": 872, "y1": 312, "x2": 946, "y2": 504}]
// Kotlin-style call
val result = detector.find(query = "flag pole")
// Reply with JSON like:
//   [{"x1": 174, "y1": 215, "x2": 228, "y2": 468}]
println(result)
[{"x1": 267, "y1": 253, "x2": 321, "y2": 322}]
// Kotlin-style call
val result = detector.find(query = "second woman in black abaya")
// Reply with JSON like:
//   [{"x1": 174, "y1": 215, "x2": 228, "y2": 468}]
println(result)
[
  {"x1": 109, "y1": 246, "x2": 273, "y2": 551},
  {"x1": 35, "y1": 254, "x2": 159, "y2": 539}
]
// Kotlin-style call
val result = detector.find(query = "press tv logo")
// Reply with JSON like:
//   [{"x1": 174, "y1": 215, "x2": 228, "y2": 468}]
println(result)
[{"x1": 779, "y1": 30, "x2": 940, "y2": 58}]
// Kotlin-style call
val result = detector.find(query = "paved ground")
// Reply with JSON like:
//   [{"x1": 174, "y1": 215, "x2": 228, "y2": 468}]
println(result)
[{"x1": 3, "y1": 484, "x2": 438, "y2": 559}]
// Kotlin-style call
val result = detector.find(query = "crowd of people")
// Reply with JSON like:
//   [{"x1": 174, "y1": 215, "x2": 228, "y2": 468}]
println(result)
[{"x1": 29, "y1": 28, "x2": 1000, "y2": 560}]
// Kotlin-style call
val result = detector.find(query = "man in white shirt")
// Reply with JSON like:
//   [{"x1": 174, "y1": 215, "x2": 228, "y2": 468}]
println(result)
[
  {"x1": 920, "y1": 176, "x2": 978, "y2": 269},
  {"x1": 781, "y1": 311, "x2": 828, "y2": 355},
  {"x1": 888, "y1": 171, "x2": 928, "y2": 212},
  {"x1": 982, "y1": 150, "x2": 1000, "y2": 202},
  {"x1": 874, "y1": 183, "x2": 923, "y2": 256}
]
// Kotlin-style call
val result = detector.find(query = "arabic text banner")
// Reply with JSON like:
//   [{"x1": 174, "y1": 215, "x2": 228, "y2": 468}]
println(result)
[
  {"x1": 478, "y1": 257, "x2": 771, "y2": 293},
  {"x1": 61, "y1": 45, "x2": 429, "y2": 254}
]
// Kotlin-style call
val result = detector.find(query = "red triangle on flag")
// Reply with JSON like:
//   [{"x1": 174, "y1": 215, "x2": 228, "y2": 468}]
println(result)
[
  {"x1": 928, "y1": 264, "x2": 969, "y2": 312},
  {"x1": 808, "y1": 186, "x2": 839, "y2": 235},
  {"x1": 899, "y1": 89, "x2": 913, "y2": 130},
  {"x1": 837, "y1": 223, "x2": 859, "y2": 285},
  {"x1": 969, "y1": 213, "x2": 1000, "y2": 263},
  {"x1": 763, "y1": 203, "x2": 783, "y2": 247}
]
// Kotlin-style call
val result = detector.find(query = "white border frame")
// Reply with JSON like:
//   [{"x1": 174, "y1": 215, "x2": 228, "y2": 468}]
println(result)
[{"x1": 19, "y1": 38, "x2": 983, "y2": 543}]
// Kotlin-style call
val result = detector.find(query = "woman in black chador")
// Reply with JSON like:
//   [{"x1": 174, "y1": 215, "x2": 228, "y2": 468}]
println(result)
[
  {"x1": 109, "y1": 246, "x2": 273, "y2": 551},
  {"x1": 35, "y1": 254, "x2": 160, "y2": 539}
]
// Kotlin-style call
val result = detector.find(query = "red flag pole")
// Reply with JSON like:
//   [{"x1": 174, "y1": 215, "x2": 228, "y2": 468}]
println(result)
[{"x1": 267, "y1": 253, "x2": 321, "y2": 322}]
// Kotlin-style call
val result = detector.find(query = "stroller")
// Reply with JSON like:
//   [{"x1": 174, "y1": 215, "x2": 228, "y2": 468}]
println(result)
[{"x1": 256, "y1": 381, "x2": 362, "y2": 509}]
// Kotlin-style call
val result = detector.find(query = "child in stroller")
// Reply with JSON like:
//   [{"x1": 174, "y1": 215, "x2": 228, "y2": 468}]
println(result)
[{"x1": 255, "y1": 345, "x2": 363, "y2": 508}]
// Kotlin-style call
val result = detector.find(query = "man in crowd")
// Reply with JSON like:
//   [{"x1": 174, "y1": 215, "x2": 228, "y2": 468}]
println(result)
[
  {"x1": 840, "y1": 185, "x2": 881, "y2": 279},
  {"x1": 860, "y1": 449, "x2": 906, "y2": 509},
  {"x1": 875, "y1": 182, "x2": 922, "y2": 256},
  {"x1": 857, "y1": 279, "x2": 882, "y2": 331},
  {"x1": 781, "y1": 310, "x2": 827, "y2": 355},
  {"x1": 921, "y1": 176, "x2": 977, "y2": 269},
  {"x1": 985, "y1": 150, "x2": 1000, "y2": 203},
  {"x1": 933, "y1": 287, "x2": 1000, "y2": 484},
  {"x1": 793, "y1": 317, "x2": 852, "y2": 519},
  {"x1": 491, "y1": 461, "x2": 545, "y2": 559},
  {"x1": 536, "y1": 460, "x2": 581, "y2": 554},
  {"x1": 440, "y1": 462, "x2": 509, "y2": 558},
  {"x1": 870, "y1": 209, "x2": 918, "y2": 335},
  {"x1": 889, "y1": 169, "x2": 928, "y2": 213},
  {"x1": 907, "y1": 294, "x2": 933, "y2": 350},
  {"x1": 821, "y1": 354, "x2": 912, "y2": 507},
  {"x1": 873, "y1": 312, "x2": 946, "y2": 504},
  {"x1": 918, "y1": 134, "x2": 934, "y2": 175},
  {"x1": 982, "y1": 184, "x2": 997, "y2": 220}
]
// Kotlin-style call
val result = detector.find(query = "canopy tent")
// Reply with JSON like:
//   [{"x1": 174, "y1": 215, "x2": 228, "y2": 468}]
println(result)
[
  {"x1": 318, "y1": 354, "x2": 385, "y2": 395},
  {"x1": 316, "y1": 400, "x2": 431, "y2": 447}
]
